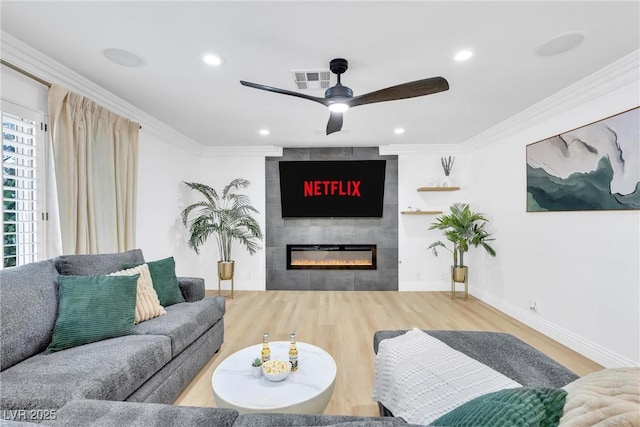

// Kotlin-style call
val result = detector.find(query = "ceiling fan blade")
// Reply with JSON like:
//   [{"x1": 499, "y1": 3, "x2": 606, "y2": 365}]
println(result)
[
  {"x1": 326, "y1": 111, "x2": 343, "y2": 135},
  {"x1": 240, "y1": 81, "x2": 328, "y2": 106},
  {"x1": 347, "y1": 77, "x2": 449, "y2": 108}
]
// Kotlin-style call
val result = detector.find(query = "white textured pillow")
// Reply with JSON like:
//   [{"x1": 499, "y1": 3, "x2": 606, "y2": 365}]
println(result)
[{"x1": 110, "y1": 264, "x2": 166, "y2": 323}]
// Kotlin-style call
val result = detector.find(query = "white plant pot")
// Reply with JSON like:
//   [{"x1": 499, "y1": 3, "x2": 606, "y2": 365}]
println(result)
[
  {"x1": 251, "y1": 366, "x2": 262, "y2": 378},
  {"x1": 441, "y1": 176, "x2": 453, "y2": 187}
]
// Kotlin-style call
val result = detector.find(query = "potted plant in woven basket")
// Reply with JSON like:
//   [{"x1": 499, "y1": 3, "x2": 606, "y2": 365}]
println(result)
[{"x1": 427, "y1": 203, "x2": 496, "y2": 283}]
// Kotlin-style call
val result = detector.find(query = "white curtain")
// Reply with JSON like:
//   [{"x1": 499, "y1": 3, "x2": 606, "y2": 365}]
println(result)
[{"x1": 48, "y1": 85, "x2": 139, "y2": 254}]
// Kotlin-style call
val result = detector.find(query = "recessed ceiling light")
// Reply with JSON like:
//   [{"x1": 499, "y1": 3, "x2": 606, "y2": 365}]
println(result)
[
  {"x1": 103, "y1": 48, "x2": 145, "y2": 67},
  {"x1": 259, "y1": 129, "x2": 270, "y2": 136},
  {"x1": 454, "y1": 50, "x2": 473, "y2": 62},
  {"x1": 394, "y1": 128, "x2": 405, "y2": 135},
  {"x1": 536, "y1": 32, "x2": 585, "y2": 56},
  {"x1": 203, "y1": 53, "x2": 224, "y2": 66}
]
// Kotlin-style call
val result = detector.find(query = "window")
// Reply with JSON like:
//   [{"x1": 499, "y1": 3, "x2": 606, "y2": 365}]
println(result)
[{"x1": 1, "y1": 101, "x2": 46, "y2": 268}]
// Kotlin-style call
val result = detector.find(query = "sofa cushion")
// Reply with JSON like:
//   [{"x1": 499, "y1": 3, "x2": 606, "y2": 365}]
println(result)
[
  {"x1": 431, "y1": 387, "x2": 567, "y2": 427},
  {"x1": 110, "y1": 264, "x2": 166, "y2": 323},
  {"x1": 126, "y1": 257, "x2": 185, "y2": 306},
  {"x1": 55, "y1": 249, "x2": 145, "y2": 276},
  {"x1": 46, "y1": 274, "x2": 138, "y2": 353},
  {"x1": 135, "y1": 296, "x2": 224, "y2": 357},
  {"x1": 177, "y1": 276, "x2": 205, "y2": 302},
  {"x1": 51, "y1": 399, "x2": 239, "y2": 427},
  {"x1": 0, "y1": 259, "x2": 59, "y2": 371},
  {"x1": 0, "y1": 335, "x2": 172, "y2": 412}
]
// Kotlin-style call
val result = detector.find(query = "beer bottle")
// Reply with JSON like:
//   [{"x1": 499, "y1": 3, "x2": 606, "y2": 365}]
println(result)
[
  {"x1": 289, "y1": 332, "x2": 298, "y2": 372},
  {"x1": 261, "y1": 332, "x2": 271, "y2": 363}
]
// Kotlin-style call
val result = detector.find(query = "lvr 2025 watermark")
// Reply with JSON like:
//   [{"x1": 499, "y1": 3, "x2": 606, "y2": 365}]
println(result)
[{"x1": 2, "y1": 409, "x2": 57, "y2": 421}]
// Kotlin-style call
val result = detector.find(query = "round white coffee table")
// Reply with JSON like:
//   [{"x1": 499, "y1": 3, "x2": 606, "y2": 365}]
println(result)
[{"x1": 212, "y1": 341, "x2": 337, "y2": 414}]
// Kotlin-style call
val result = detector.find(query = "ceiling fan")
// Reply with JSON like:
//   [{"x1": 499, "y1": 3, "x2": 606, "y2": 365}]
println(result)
[{"x1": 240, "y1": 58, "x2": 449, "y2": 135}]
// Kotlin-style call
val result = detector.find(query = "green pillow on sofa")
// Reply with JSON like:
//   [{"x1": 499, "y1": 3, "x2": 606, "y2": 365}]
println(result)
[
  {"x1": 126, "y1": 257, "x2": 185, "y2": 306},
  {"x1": 431, "y1": 387, "x2": 567, "y2": 427},
  {"x1": 46, "y1": 274, "x2": 138, "y2": 353}
]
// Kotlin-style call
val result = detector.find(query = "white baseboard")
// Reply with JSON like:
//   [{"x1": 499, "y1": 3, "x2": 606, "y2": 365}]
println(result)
[
  {"x1": 399, "y1": 280, "x2": 450, "y2": 292},
  {"x1": 472, "y1": 289, "x2": 637, "y2": 368}
]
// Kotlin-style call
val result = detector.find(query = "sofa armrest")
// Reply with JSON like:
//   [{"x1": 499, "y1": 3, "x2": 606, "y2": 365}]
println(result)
[{"x1": 177, "y1": 277, "x2": 205, "y2": 302}]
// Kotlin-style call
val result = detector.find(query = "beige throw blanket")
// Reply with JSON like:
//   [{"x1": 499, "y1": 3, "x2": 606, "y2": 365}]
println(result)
[
  {"x1": 560, "y1": 367, "x2": 640, "y2": 427},
  {"x1": 372, "y1": 328, "x2": 521, "y2": 425}
]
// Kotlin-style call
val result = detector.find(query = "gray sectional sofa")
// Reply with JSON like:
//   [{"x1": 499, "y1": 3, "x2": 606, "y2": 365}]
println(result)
[
  {"x1": 0, "y1": 249, "x2": 225, "y2": 420},
  {"x1": 2, "y1": 250, "x2": 589, "y2": 426}
]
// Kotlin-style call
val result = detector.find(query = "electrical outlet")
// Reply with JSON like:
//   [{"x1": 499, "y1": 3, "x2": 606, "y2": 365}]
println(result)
[{"x1": 529, "y1": 301, "x2": 538, "y2": 313}]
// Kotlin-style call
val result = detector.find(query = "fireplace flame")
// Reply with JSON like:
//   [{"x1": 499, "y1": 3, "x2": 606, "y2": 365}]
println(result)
[{"x1": 291, "y1": 259, "x2": 372, "y2": 266}]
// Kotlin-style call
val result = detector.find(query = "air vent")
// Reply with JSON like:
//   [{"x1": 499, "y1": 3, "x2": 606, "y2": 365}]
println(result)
[{"x1": 292, "y1": 70, "x2": 331, "y2": 90}]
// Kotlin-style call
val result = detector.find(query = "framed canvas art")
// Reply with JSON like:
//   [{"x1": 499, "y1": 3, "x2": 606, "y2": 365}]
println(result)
[{"x1": 526, "y1": 107, "x2": 640, "y2": 212}]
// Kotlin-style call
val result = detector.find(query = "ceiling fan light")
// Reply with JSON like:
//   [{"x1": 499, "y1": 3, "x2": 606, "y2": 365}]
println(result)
[{"x1": 328, "y1": 103, "x2": 349, "y2": 113}]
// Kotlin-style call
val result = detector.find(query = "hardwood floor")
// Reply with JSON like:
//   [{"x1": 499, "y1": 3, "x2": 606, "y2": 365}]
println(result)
[{"x1": 174, "y1": 291, "x2": 602, "y2": 416}]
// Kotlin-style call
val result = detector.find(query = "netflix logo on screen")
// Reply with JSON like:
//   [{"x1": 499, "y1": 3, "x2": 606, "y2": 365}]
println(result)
[
  {"x1": 303, "y1": 180, "x2": 361, "y2": 197},
  {"x1": 279, "y1": 160, "x2": 386, "y2": 217}
]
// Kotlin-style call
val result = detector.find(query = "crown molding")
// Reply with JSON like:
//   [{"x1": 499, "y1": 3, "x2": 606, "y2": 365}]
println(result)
[
  {"x1": 461, "y1": 49, "x2": 640, "y2": 151},
  {"x1": 201, "y1": 145, "x2": 283, "y2": 157},
  {"x1": 379, "y1": 144, "x2": 465, "y2": 155},
  {"x1": 1, "y1": 31, "x2": 204, "y2": 155}
]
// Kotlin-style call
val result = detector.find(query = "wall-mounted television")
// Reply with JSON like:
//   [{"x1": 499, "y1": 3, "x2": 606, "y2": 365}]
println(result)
[{"x1": 279, "y1": 160, "x2": 386, "y2": 218}]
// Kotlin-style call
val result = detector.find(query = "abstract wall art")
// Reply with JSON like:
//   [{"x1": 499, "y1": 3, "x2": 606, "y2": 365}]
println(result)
[{"x1": 526, "y1": 107, "x2": 640, "y2": 212}]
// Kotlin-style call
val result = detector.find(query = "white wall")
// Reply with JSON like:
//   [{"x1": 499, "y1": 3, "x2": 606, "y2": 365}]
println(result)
[
  {"x1": 1, "y1": 65, "x2": 48, "y2": 112},
  {"x1": 188, "y1": 148, "x2": 275, "y2": 291},
  {"x1": 134, "y1": 129, "x2": 202, "y2": 277},
  {"x1": 388, "y1": 53, "x2": 639, "y2": 367},
  {"x1": 466, "y1": 79, "x2": 639, "y2": 368},
  {"x1": 383, "y1": 146, "x2": 470, "y2": 291},
  {"x1": 136, "y1": 143, "x2": 274, "y2": 291}
]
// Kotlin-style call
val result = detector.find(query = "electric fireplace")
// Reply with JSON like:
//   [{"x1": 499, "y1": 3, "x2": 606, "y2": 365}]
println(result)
[{"x1": 286, "y1": 244, "x2": 376, "y2": 270}]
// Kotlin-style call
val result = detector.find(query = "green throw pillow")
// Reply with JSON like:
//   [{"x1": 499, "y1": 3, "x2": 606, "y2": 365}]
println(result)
[
  {"x1": 46, "y1": 275, "x2": 138, "y2": 353},
  {"x1": 126, "y1": 257, "x2": 184, "y2": 306},
  {"x1": 432, "y1": 387, "x2": 568, "y2": 427}
]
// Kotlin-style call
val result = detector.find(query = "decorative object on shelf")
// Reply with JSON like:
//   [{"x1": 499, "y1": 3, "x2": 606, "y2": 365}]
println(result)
[
  {"x1": 427, "y1": 203, "x2": 496, "y2": 299},
  {"x1": 181, "y1": 179, "x2": 264, "y2": 299},
  {"x1": 251, "y1": 357, "x2": 262, "y2": 378},
  {"x1": 440, "y1": 155, "x2": 455, "y2": 187},
  {"x1": 526, "y1": 107, "x2": 639, "y2": 212}
]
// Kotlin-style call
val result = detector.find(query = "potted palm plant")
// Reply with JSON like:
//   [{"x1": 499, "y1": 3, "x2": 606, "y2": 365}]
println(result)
[
  {"x1": 181, "y1": 179, "x2": 263, "y2": 285},
  {"x1": 427, "y1": 203, "x2": 496, "y2": 283}
]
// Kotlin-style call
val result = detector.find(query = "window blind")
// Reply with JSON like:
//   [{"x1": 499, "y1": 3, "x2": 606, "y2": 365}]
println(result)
[{"x1": 2, "y1": 110, "x2": 41, "y2": 268}]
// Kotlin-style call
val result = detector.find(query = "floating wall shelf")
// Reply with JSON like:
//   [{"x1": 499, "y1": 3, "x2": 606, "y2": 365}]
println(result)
[
  {"x1": 401, "y1": 211, "x2": 443, "y2": 215},
  {"x1": 417, "y1": 186, "x2": 460, "y2": 192}
]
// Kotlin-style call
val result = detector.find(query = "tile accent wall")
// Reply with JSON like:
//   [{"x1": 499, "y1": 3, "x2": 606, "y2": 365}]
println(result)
[{"x1": 265, "y1": 147, "x2": 398, "y2": 291}]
